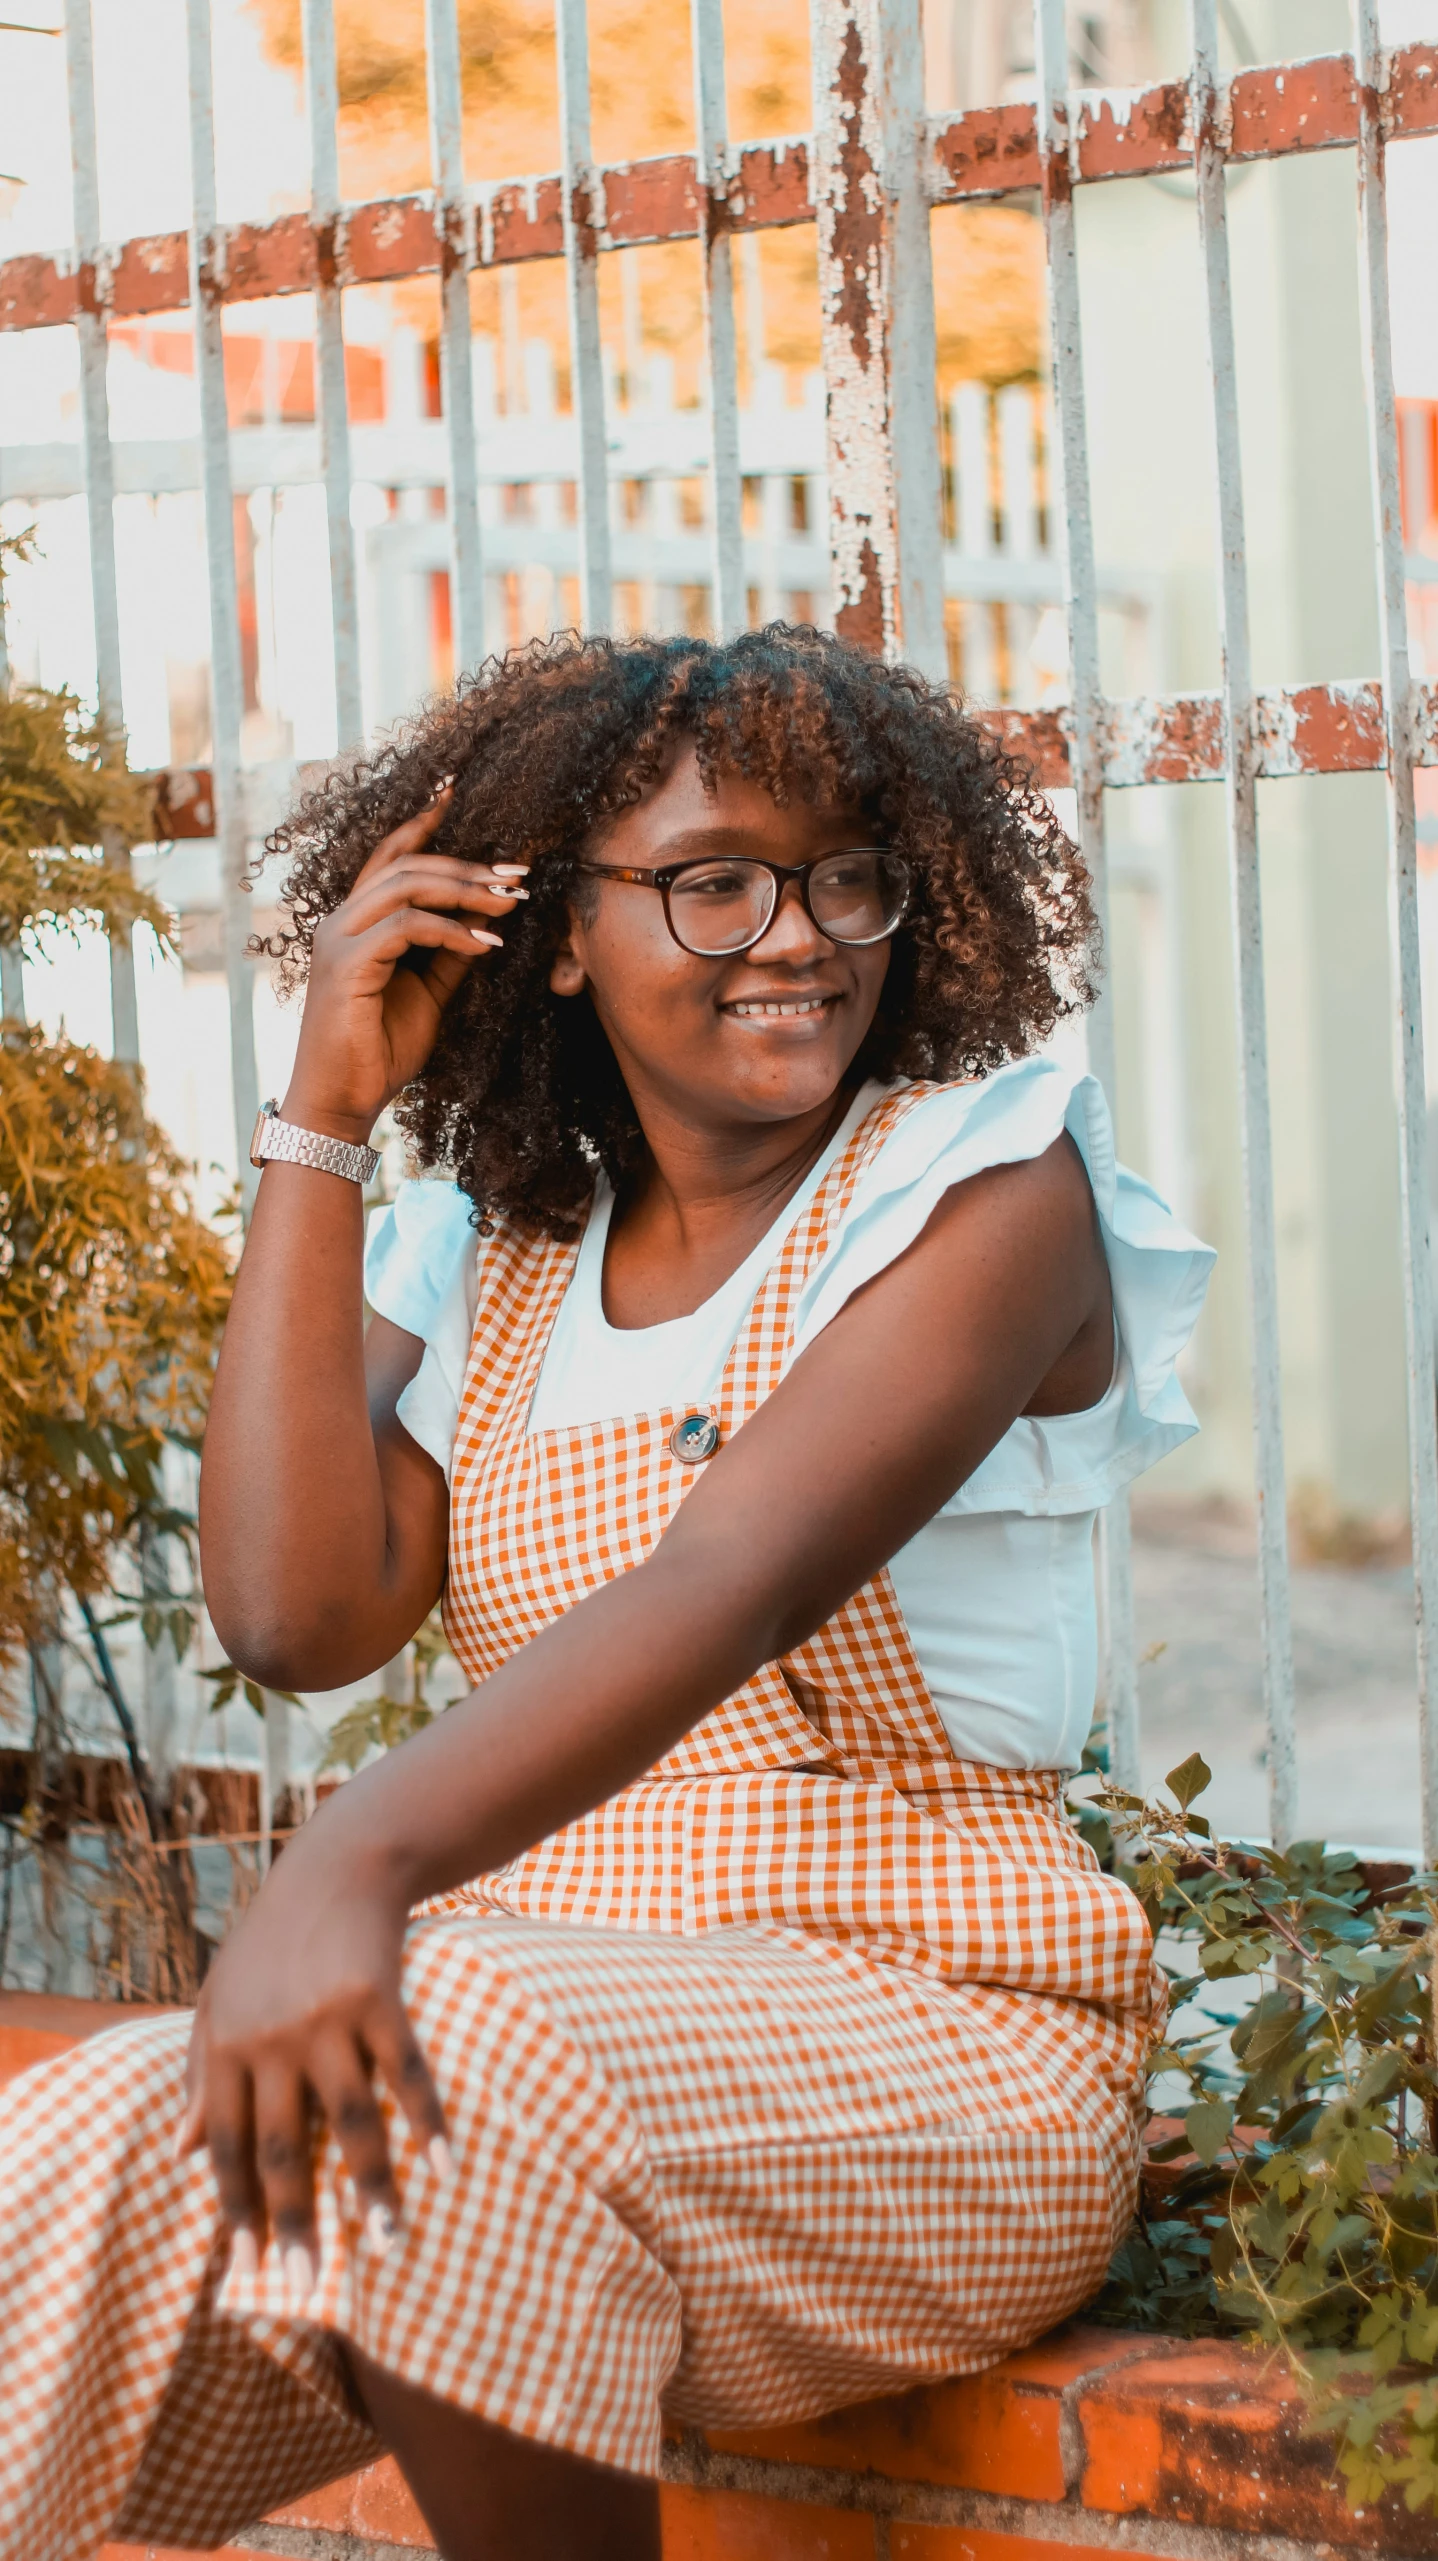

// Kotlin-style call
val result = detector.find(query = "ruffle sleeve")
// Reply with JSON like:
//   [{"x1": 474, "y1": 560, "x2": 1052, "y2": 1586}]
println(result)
[
  {"x1": 788, "y1": 1055, "x2": 1216, "y2": 1516},
  {"x1": 363, "y1": 1180, "x2": 478, "y2": 1478}
]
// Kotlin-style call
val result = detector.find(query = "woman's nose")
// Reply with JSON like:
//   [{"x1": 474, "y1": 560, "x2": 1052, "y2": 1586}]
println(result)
[{"x1": 750, "y1": 871, "x2": 826, "y2": 960}]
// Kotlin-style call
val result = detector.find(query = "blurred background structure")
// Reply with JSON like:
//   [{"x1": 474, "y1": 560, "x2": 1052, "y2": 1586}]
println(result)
[{"x1": 3, "y1": 0, "x2": 1438, "y2": 1969}]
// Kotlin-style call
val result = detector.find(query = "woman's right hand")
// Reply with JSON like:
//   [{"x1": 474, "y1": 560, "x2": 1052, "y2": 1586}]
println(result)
[{"x1": 279, "y1": 788, "x2": 530, "y2": 1144}]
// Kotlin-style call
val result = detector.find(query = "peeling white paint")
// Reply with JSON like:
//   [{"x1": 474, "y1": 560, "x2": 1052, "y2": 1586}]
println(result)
[{"x1": 809, "y1": 0, "x2": 943, "y2": 667}]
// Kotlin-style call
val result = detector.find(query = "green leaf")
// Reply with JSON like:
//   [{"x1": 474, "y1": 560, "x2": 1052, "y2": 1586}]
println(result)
[
  {"x1": 196, "y1": 1664, "x2": 299, "y2": 1718},
  {"x1": 1323, "y1": 1946, "x2": 1380, "y2": 1986},
  {"x1": 1186, "y1": 2098, "x2": 1235, "y2": 2166},
  {"x1": 1166, "y1": 1752, "x2": 1213, "y2": 1810},
  {"x1": 1313, "y1": 2214, "x2": 1373, "y2": 2266},
  {"x1": 1210, "y1": 2220, "x2": 1241, "y2": 2282}
]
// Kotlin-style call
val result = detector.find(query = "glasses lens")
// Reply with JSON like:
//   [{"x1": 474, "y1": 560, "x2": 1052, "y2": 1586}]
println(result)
[
  {"x1": 667, "y1": 859, "x2": 776, "y2": 955},
  {"x1": 808, "y1": 850, "x2": 910, "y2": 945}
]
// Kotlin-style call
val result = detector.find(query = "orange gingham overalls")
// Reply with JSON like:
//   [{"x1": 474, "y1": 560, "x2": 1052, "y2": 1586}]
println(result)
[{"x1": 0, "y1": 1084, "x2": 1158, "y2": 2558}]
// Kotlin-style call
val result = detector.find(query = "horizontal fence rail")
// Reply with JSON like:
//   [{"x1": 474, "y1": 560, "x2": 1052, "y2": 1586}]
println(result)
[
  {"x1": 131, "y1": 678, "x2": 1438, "y2": 840},
  {"x1": 5, "y1": 46, "x2": 1438, "y2": 332}
]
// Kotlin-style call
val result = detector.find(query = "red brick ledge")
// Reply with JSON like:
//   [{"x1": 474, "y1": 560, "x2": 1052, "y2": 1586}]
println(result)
[
  {"x1": 237, "y1": 2323, "x2": 1423, "y2": 2560},
  {"x1": 4, "y1": 1999, "x2": 1413, "y2": 2560}
]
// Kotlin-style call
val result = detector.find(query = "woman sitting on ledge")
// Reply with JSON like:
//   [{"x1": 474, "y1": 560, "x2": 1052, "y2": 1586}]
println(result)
[{"x1": 0, "y1": 626, "x2": 1212, "y2": 2561}]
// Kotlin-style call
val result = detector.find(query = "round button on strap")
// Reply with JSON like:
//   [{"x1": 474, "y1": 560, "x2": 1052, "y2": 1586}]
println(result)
[{"x1": 669, "y1": 1411, "x2": 721, "y2": 1464}]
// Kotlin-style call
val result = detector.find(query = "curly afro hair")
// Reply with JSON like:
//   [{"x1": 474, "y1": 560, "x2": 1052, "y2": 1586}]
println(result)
[{"x1": 257, "y1": 625, "x2": 1097, "y2": 1238}]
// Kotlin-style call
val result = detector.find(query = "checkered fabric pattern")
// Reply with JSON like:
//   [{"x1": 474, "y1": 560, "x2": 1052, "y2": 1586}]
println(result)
[{"x1": 0, "y1": 1080, "x2": 1159, "y2": 2559}]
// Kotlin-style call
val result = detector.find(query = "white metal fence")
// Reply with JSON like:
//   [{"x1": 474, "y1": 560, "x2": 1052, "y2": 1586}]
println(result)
[
  {"x1": 3, "y1": 0, "x2": 1438, "y2": 1851},
  {"x1": 0, "y1": 357, "x2": 1073, "y2": 735}
]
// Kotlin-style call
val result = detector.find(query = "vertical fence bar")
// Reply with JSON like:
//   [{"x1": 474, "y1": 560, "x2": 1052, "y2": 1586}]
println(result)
[
  {"x1": 555, "y1": 0, "x2": 612, "y2": 633},
  {"x1": 1352, "y1": 0, "x2": 1438, "y2": 1861},
  {"x1": 880, "y1": 0, "x2": 946, "y2": 678},
  {"x1": 63, "y1": 0, "x2": 139, "y2": 1067},
  {"x1": 184, "y1": 0, "x2": 261, "y2": 1186},
  {"x1": 0, "y1": 560, "x2": 22, "y2": 1023},
  {"x1": 1032, "y1": 0, "x2": 1138, "y2": 1789},
  {"x1": 690, "y1": 0, "x2": 744, "y2": 639},
  {"x1": 810, "y1": 0, "x2": 945, "y2": 673},
  {"x1": 1189, "y1": 0, "x2": 1296, "y2": 1845},
  {"x1": 0, "y1": 944, "x2": 22, "y2": 1023},
  {"x1": 301, "y1": 0, "x2": 363, "y2": 747},
  {"x1": 424, "y1": 0, "x2": 484, "y2": 672}
]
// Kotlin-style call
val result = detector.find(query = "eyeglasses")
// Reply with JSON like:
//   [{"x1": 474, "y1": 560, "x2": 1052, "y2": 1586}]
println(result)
[{"x1": 572, "y1": 848, "x2": 912, "y2": 959}]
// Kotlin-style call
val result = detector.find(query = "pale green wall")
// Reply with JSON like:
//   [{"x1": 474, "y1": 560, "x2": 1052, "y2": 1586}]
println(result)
[{"x1": 1080, "y1": 0, "x2": 1411, "y2": 1514}]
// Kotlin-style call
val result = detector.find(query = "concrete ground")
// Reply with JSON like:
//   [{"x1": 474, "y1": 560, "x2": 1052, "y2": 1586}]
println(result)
[{"x1": 1131, "y1": 1521, "x2": 1422, "y2": 1853}]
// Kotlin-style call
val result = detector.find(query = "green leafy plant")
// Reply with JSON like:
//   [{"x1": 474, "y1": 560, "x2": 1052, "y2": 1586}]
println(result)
[
  {"x1": 0, "y1": 530, "x2": 164, "y2": 959},
  {"x1": 1084, "y1": 1755, "x2": 1438, "y2": 2518},
  {"x1": 0, "y1": 1025, "x2": 235, "y2": 1661},
  {"x1": 318, "y1": 1608, "x2": 454, "y2": 1773},
  {"x1": 0, "y1": 528, "x2": 240, "y2": 1997},
  {"x1": 194, "y1": 1663, "x2": 300, "y2": 1723}
]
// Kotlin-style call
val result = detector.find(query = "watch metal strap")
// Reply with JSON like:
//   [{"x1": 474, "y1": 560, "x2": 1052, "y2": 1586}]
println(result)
[{"x1": 249, "y1": 1099, "x2": 380, "y2": 1187}]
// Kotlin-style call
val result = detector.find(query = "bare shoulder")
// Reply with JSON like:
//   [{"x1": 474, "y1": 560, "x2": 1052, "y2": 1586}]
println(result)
[{"x1": 867, "y1": 1125, "x2": 1103, "y2": 1299}]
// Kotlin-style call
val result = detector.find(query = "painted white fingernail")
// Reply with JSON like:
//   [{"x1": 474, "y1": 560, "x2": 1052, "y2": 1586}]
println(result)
[
  {"x1": 428, "y1": 2134, "x2": 456, "y2": 2183},
  {"x1": 494, "y1": 885, "x2": 529, "y2": 899},
  {"x1": 284, "y1": 2242, "x2": 316, "y2": 2299},
  {"x1": 470, "y1": 929, "x2": 503, "y2": 946},
  {"x1": 228, "y1": 2226, "x2": 259, "y2": 2280},
  {"x1": 365, "y1": 2201, "x2": 399, "y2": 2257},
  {"x1": 491, "y1": 863, "x2": 530, "y2": 877}
]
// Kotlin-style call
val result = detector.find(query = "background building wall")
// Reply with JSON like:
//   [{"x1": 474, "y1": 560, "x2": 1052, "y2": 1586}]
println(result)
[{"x1": 1075, "y1": 0, "x2": 1413, "y2": 1517}]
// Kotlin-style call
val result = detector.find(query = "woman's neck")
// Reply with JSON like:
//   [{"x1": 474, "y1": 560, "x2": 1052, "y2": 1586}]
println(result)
[{"x1": 600, "y1": 1085, "x2": 856, "y2": 1330}]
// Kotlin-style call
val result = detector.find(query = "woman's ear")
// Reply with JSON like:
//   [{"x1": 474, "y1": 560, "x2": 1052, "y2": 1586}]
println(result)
[{"x1": 548, "y1": 916, "x2": 587, "y2": 998}]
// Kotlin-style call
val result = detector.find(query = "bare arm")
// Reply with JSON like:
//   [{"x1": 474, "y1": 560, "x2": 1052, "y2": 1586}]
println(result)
[
  {"x1": 199, "y1": 792, "x2": 527, "y2": 1683},
  {"x1": 201, "y1": 1177, "x2": 448, "y2": 1681},
  {"x1": 186, "y1": 1131, "x2": 1109, "y2": 2272}
]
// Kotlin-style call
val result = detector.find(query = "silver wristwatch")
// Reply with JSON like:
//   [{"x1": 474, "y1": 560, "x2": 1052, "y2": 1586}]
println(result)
[{"x1": 249, "y1": 1098, "x2": 380, "y2": 1187}]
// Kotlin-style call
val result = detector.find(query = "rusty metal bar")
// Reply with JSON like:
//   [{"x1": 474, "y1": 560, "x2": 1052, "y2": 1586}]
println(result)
[
  {"x1": 1032, "y1": 0, "x2": 1137, "y2": 1791},
  {"x1": 301, "y1": 0, "x2": 363, "y2": 745},
  {"x1": 555, "y1": 0, "x2": 611, "y2": 631},
  {"x1": 14, "y1": 46, "x2": 1438, "y2": 340},
  {"x1": 63, "y1": 0, "x2": 139, "y2": 1066},
  {"x1": 184, "y1": 0, "x2": 260, "y2": 1187},
  {"x1": 132, "y1": 675, "x2": 1438, "y2": 842},
  {"x1": 690, "y1": 0, "x2": 744, "y2": 638},
  {"x1": 1352, "y1": 0, "x2": 1438, "y2": 1862},
  {"x1": 810, "y1": 0, "x2": 887, "y2": 654},
  {"x1": 1190, "y1": 0, "x2": 1296, "y2": 1847},
  {"x1": 810, "y1": 0, "x2": 944, "y2": 668},
  {"x1": 425, "y1": 0, "x2": 485, "y2": 670}
]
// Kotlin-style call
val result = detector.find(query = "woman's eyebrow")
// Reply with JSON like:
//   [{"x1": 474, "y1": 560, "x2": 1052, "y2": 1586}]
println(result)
[
  {"x1": 645, "y1": 827, "x2": 771, "y2": 857},
  {"x1": 644, "y1": 825, "x2": 858, "y2": 861}
]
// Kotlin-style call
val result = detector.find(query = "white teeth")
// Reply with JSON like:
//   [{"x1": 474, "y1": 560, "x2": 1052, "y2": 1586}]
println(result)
[{"x1": 729, "y1": 998, "x2": 827, "y2": 1018}]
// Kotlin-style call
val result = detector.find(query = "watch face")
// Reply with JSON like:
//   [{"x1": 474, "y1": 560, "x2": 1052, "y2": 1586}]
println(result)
[{"x1": 248, "y1": 1104, "x2": 274, "y2": 1168}]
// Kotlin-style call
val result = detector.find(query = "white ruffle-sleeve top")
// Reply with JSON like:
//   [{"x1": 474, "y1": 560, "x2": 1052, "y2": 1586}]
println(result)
[{"x1": 364, "y1": 1056, "x2": 1215, "y2": 1773}]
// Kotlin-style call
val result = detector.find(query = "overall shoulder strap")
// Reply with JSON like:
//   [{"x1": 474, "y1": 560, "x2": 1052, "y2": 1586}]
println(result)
[
  {"x1": 716, "y1": 1080, "x2": 951, "y2": 1433},
  {"x1": 451, "y1": 1219, "x2": 583, "y2": 1464}
]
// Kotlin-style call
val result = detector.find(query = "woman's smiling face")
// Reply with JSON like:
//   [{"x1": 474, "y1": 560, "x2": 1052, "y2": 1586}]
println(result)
[{"x1": 548, "y1": 744, "x2": 893, "y2": 1133}]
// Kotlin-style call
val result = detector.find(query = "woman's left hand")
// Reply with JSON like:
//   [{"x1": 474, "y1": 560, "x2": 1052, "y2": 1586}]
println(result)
[{"x1": 177, "y1": 1834, "x2": 451, "y2": 2285}]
